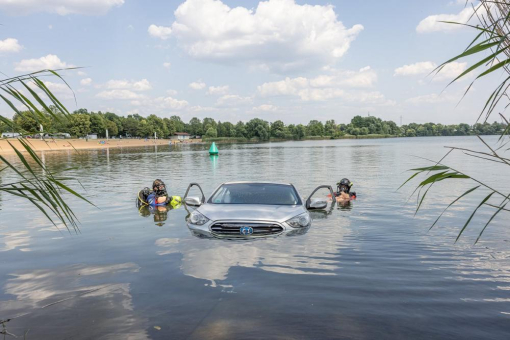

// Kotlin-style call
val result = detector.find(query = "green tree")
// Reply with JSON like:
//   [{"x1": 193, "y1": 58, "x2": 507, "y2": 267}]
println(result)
[
  {"x1": 0, "y1": 116, "x2": 10, "y2": 133},
  {"x1": 222, "y1": 122, "x2": 236, "y2": 137},
  {"x1": 245, "y1": 118, "x2": 269, "y2": 138},
  {"x1": 255, "y1": 124, "x2": 269, "y2": 140},
  {"x1": 235, "y1": 121, "x2": 246, "y2": 138},
  {"x1": 205, "y1": 127, "x2": 218, "y2": 138},
  {"x1": 105, "y1": 119, "x2": 118, "y2": 136},
  {"x1": 146, "y1": 114, "x2": 168, "y2": 138},
  {"x1": 13, "y1": 111, "x2": 45, "y2": 133},
  {"x1": 270, "y1": 120, "x2": 285, "y2": 138},
  {"x1": 123, "y1": 116, "x2": 139, "y2": 137},
  {"x1": 69, "y1": 114, "x2": 91, "y2": 137},
  {"x1": 217, "y1": 121, "x2": 226, "y2": 137},
  {"x1": 202, "y1": 117, "x2": 217, "y2": 132},
  {"x1": 324, "y1": 120, "x2": 336, "y2": 136},
  {"x1": 307, "y1": 120, "x2": 324, "y2": 136},
  {"x1": 294, "y1": 124, "x2": 306, "y2": 139},
  {"x1": 406, "y1": 128, "x2": 416, "y2": 137},
  {"x1": 137, "y1": 119, "x2": 149, "y2": 137},
  {"x1": 188, "y1": 117, "x2": 203, "y2": 136},
  {"x1": 89, "y1": 113, "x2": 106, "y2": 136}
]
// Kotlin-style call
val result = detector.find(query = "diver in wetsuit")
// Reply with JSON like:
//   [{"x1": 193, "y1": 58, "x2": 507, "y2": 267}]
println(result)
[
  {"x1": 138, "y1": 179, "x2": 177, "y2": 207},
  {"x1": 334, "y1": 178, "x2": 357, "y2": 202}
]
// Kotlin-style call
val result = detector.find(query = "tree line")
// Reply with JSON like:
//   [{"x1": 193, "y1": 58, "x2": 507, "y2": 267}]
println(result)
[{"x1": 1, "y1": 108, "x2": 506, "y2": 140}]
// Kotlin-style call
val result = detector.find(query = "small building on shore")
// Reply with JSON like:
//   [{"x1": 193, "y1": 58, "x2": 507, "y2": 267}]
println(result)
[
  {"x1": 171, "y1": 132, "x2": 190, "y2": 140},
  {"x1": 86, "y1": 134, "x2": 98, "y2": 140}
]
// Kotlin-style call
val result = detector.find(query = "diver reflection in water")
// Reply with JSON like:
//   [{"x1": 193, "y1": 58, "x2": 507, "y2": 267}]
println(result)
[
  {"x1": 138, "y1": 205, "x2": 180, "y2": 227},
  {"x1": 336, "y1": 200, "x2": 353, "y2": 211}
]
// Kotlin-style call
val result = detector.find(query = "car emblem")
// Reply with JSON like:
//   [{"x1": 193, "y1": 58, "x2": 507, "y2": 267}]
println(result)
[{"x1": 240, "y1": 226, "x2": 253, "y2": 235}]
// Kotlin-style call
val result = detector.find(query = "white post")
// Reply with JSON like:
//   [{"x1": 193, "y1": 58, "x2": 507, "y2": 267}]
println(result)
[
  {"x1": 40, "y1": 124, "x2": 43, "y2": 140},
  {"x1": 106, "y1": 129, "x2": 109, "y2": 141},
  {"x1": 154, "y1": 131, "x2": 157, "y2": 140}
]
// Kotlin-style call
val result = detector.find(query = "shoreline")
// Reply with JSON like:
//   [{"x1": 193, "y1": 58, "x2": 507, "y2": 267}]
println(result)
[{"x1": 0, "y1": 138, "x2": 202, "y2": 154}]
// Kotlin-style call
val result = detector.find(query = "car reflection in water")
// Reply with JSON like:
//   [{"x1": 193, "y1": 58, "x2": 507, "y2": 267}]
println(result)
[{"x1": 183, "y1": 182, "x2": 334, "y2": 239}]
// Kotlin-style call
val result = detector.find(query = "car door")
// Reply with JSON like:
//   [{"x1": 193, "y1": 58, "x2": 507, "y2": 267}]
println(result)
[
  {"x1": 305, "y1": 185, "x2": 336, "y2": 209},
  {"x1": 183, "y1": 182, "x2": 206, "y2": 206}
]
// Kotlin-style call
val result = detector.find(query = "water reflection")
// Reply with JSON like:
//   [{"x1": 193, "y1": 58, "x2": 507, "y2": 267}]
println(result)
[
  {"x1": 1, "y1": 263, "x2": 146, "y2": 339},
  {"x1": 157, "y1": 209, "x2": 352, "y2": 286},
  {"x1": 138, "y1": 204, "x2": 181, "y2": 227}
]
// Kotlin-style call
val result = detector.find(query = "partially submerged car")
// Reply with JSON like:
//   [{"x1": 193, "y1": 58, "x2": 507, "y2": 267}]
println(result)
[{"x1": 184, "y1": 182, "x2": 334, "y2": 238}]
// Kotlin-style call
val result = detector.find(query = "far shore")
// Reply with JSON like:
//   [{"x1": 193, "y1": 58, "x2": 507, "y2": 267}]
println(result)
[{"x1": 0, "y1": 138, "x2": 203, "y2": 154}]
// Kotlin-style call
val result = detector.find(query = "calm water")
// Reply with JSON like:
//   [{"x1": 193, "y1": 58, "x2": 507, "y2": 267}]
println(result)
[{"x1": 1, "y1": 137, "x2": 509, "y2": 339}]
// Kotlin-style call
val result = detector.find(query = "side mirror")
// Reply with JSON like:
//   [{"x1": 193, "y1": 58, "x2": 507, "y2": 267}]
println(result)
[
  {"x1": 308, "y1": 198, "x2": 328, "y2": 210},
  {"x1": 184, "y1": 196, "x2": 202, "y2": 206}
]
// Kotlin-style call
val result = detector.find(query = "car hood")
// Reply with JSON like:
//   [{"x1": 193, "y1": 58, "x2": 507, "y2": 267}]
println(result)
[{"x1": 197, "y1": 204, "x2": 306, "y2": 223}]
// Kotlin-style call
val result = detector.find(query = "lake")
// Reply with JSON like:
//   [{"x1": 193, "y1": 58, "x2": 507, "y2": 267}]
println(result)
[{"x1": 1, "y1": 136, "x2": 509, "y2": 339}]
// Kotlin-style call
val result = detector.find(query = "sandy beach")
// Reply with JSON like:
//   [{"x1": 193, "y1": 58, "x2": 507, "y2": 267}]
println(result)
[{"x1": 0, "y1": 138, "x2": 202, "y2": 154}]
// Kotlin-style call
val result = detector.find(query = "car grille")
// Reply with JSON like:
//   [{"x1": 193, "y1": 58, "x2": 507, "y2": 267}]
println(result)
[{"x1": 210, "y1": 222, "x2": 284, "y2": 236}]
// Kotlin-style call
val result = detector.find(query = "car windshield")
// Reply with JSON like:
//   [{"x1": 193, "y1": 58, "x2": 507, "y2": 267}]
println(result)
[{"x1": 209, "y1": 183, "x2": 301, "y2": 205}]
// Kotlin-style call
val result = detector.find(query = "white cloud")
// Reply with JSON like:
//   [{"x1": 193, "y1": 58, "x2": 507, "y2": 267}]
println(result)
[
  {"x1": 258, "y1": 67, "x2": 378, "y2": 99},
  {"x1": 207, "y1": 85, "x2": 229, "y2": 95},
  {"x1": 216, "y1": 94, "x2": 252, "y2": 106},
  {"x1": 14, "y1": 54, "x2": 72, "y2": 72},
  {"x1": 96, "y1": 90, "x2": 144, "y2": 100},
  {"x1": 148, "y1": 25, "x2": 172, "y2": 40},
  {"x1": 417, "y1": 5, "x2": 482, "y2": 33},
  {"x1": 0, "y1": 0, "x2": 124, "y2": 16},
  {"x1": 257, "y1": 68, "x2": 393, "y2": 105},
  {"x1": 166, "y1": 89, "x2": 178, "y2": 96},
  {"x1": 105, "y1": 79, "x2": 152, "y2": 91},
  {"x1": 394, "y1": 61, "x2": 436, "y2": 76},
  {"x1": 258, "y1": 77, "x2": 308, "y2": 97},
  {"x1": 253, "y1": 104, "x2": 277, "y2": 112},
  {"x1": 189, "y1": 105, "x2": 216, "y2": 112},
  {"x1": 163, "y1": 62, "x2": 171, "y2": 69},
  {"x1": 0, "y1": 38, "x2": 22, "y2": 53},
  {"x1": 433, "y1": 62, "x2": 467, "y2": 81},
  {"x1": 33, "y1": 81, "x2": 74, "y2": 99},
  {"x1": 405, "y1": 93, "x2": 455, "y2": 105},
  {"x1": 154, "y1": 96, "x2": 189, "y2": 110},
  {"x1": 77, "y1": 71, "x2": 87, "y2": 76},
  {"x1": 394, "y1": 61, "x2": 467, "y2": 81},
  {"x1": 189, "y1": 80, "x2": 206, "y2": 90},
  {"x1": 166, "y1": 0, "x2": 363, "y2": 72},
  {"x1": 42, "y1": 81, "x2": 70, "y2": 93},
  {"x1": 80, "y1": 78, "x2": 92, "y2": 86}
]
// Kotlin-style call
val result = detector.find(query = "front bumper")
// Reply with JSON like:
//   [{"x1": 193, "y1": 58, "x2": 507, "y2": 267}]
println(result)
[{"x1": 187, "y1": 219, "x2": 308, "y2": 238}]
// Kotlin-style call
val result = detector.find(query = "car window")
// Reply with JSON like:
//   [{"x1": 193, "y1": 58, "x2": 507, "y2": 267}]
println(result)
[{"x1": 209, "y1": 183, "x2": 301, "y2": 205}]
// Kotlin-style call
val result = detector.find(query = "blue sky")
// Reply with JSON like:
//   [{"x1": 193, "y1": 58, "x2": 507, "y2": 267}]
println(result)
[{"x1": 0, "y1": 0, "x2": 500, "y2": 125}]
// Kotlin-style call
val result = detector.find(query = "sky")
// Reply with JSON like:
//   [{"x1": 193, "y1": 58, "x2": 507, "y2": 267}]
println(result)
[{"x1": 0, "y1": 0, "x2": 502, "y2": 125}]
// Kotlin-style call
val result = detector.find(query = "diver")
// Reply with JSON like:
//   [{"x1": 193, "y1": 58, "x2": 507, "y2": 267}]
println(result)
[
  {"x1": 137, "y1": 179, "x2": 182, "y2": 208},
  {"x1": 334, "y1": 178, "x2": 357, "y2": 202}
]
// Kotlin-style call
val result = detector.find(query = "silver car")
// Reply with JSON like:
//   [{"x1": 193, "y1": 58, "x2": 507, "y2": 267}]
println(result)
[{"x1": 184, "y1": 182, "x2": 334, "y2": 238}]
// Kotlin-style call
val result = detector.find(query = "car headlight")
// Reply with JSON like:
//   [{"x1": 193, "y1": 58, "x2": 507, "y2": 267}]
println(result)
[
  {"x1": 286, "y1": 212, "x2": 311, "y2": 228},
  {"x1": 187, "y1": 210, "x2": 210, "y2": 225}
]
